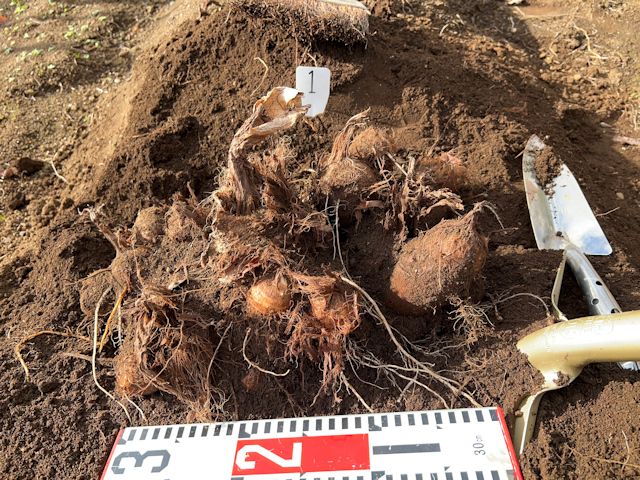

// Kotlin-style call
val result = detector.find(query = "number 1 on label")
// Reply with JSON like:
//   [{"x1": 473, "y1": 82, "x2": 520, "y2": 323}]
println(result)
[
  {"x1": 296, "y1": 66, "x2": 330, "y2": 117},
  {"x1": 309, "y1": 70, "x2": 315, "y2": 93}
]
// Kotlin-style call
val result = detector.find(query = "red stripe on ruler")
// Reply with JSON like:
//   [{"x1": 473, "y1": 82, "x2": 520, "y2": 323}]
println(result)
[
  {"x1": 100, "y1": 429, "x2": 124, "y2": 480},
  {"x1": 495, "y1": 408, "x2": 523, "y2": 480},
  {"x1": 232, "y1": 433, "x2": 370, "y2": 475}
]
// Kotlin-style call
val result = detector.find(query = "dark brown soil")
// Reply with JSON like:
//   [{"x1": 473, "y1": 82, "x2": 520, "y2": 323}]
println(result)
[
  {"x1": 534, "y1": 145, "x2": 563, "y2": 191},
  {"x1": 2, "y1": 1, "x2": 640, "y2": 479}
]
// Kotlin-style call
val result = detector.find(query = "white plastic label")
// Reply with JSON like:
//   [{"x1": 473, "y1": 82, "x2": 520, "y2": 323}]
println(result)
[{"x1": 296, "y1": 66, "x2": 331, "y2": 117}]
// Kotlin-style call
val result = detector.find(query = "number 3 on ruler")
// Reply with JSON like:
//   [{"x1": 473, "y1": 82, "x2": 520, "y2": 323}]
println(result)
[{"x1": 296, "y1": 66, "x2": 330, "y2": 118}]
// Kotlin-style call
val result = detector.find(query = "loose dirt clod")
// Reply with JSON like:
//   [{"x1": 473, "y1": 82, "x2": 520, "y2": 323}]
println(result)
[
  {"x1": 386, "y1": 203, "x2": 489, "y2": 315},
  {"x1": 241, "y1": 369, "x2": 262, "y2": 391},
  {"x1": 534, "y1": 145, "x2": 563, "y2": 193}
]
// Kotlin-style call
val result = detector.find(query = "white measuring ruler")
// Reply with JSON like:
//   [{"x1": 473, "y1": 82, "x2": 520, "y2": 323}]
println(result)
[{"x1": 101, "y1": 407, "x2": 522, "y2": 480}]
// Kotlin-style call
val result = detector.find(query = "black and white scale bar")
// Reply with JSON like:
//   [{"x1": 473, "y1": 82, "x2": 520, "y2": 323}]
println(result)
[
  {"x1": 101, "y1": 407, "x2": 522, "y2": 480},
  {"x1": 225, "y1": 473, "x2": 517, "y2": 480},
  {"x1": 115, "y1": 409, "x2": 499, "y2": 445}
]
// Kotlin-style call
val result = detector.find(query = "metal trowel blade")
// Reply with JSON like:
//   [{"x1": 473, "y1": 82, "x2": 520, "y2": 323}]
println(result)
[{"x1": 523, "y1": 135, "x2": 612, "y2": 255}]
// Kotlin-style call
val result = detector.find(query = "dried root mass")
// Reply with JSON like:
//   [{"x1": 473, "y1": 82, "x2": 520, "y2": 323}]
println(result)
[
  {"x1": 77, "y1": 96, "x2": 485, "y2": 413},
  {"x1": 286, "y1": 274, "x2": 361, "y2": 385},
  {"x1": 113, "y1": 297, "x2": 218, "y2": 415},
  {"x1": 213, "y1": 87, "x2": 309, "y2": 215},
  {"x1": 232, "y1": 0, "x2": 369, "y2": 45}
]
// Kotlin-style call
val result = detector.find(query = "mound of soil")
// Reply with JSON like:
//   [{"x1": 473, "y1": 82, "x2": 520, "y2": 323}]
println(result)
[{"x1": 2, "y1": 1, "x2": 640, "y2": 479}]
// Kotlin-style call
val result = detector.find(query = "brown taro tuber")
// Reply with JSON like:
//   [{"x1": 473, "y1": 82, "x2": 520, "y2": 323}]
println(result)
[
  {"x1": 131, "y1": 206, "x2": 166, "y2": 245},
  {"x1": 386, "y1": 203, "x2": 488, "y2": 316},
  {"x1": 418, "y1": 152, "x2": 472, "y2": 193},
  {"x1": 247, "y1": 274, "x2": 293, "y2": 316},
  {"x1": 319, "y1": 111, "x2": 393, "y2": 225}
]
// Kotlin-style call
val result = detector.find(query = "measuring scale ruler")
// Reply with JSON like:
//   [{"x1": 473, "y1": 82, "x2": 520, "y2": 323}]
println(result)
[{"x1": 101, "y1": 407, "x2": 522, "y2": 480}]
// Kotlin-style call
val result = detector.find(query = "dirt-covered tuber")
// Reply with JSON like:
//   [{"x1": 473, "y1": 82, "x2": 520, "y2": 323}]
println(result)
[
  {"x1": 318, "y1": 111, "x2": 393, "y2": 225},
  {"x1": 386, "y1": 203, "x2": 488, "y2": 315}
]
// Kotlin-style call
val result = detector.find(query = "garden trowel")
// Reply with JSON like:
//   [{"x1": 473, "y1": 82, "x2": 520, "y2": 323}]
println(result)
[
  {"x1": 512, "y1": 134, "x2": 640, "y2": 456},
  {"x1": 523, "y1": 134, "x2": 639, "y2": 371}
]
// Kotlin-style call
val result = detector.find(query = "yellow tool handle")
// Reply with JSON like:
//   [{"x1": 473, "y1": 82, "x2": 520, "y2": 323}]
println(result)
[
  {"x1": 518, "y1": 310, "x2": 640, "y2": 386},
  {"x1": 514, "y1": 310, "x2": 640, "y2": 457}
]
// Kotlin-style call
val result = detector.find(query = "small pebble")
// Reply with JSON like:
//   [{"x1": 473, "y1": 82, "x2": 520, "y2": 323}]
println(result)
[{"x1": 616, "y1": 192, "x2": 625, "y2": 200}]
